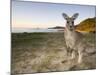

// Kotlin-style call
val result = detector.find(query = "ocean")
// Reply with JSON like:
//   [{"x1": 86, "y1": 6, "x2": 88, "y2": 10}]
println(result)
[{"x1": 12, "y1": 28, "x2": 64, "y2": 33}]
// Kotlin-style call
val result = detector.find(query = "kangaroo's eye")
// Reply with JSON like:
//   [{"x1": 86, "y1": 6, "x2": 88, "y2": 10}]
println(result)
[
  {"x1": 72, "y1": 21, "x2": 74, "y2": 24},
  {"x1": 67, "y1": 21, "x2": 69, "y2": 23}
]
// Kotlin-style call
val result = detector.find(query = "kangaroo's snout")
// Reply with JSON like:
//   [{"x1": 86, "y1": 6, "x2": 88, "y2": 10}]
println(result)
[{"x1": 70, "y1": 26, "x2": 73, "y2": 28}]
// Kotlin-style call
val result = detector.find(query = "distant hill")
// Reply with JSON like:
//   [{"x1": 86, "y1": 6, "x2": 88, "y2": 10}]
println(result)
[
  {"x1": 48, "y1": 26, "x2": 65, "y2": 29},
  {"x1": 75, "y1": 17, "x2": 96, "y2": 33}
]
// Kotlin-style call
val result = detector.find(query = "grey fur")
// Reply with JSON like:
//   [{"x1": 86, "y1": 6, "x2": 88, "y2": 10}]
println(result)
[{"x1": 62, "y1": 13, "x2": 95, "y2": 63}]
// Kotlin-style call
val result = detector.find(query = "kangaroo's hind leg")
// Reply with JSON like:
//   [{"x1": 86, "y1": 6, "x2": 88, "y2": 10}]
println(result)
[
  {"x1": 78, "y1": 50, "x2": 83, "y2": 63},
  {"x1": 67, "y1": 47, "x2": 76, "y2": 59},
  {"x1": 71, "y1": 49, "x2": 76, "y2": 59}
]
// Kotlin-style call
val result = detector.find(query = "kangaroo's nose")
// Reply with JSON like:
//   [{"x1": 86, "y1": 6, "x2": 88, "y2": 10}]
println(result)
[{"x1": 70, "y1": 26, "x2": 72, "y2": 28}]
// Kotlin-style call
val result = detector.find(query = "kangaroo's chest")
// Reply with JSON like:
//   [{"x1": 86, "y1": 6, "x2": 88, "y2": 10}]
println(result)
[{"x1": 64, "y1": 31, "x2": 76, "y2": 48}]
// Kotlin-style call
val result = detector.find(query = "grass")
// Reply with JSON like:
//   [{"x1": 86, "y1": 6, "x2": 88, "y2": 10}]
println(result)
[{"x1": 11, "y1": 32, "x2": 96, "y2": 74}]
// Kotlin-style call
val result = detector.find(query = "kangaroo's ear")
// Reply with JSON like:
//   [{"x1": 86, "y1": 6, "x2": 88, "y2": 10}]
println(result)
[
  {"x1": 62, "y1": 13, "x2": 69, "y2": 20},
  {"x1": 72, "y1": 13, "x2": 79, "y2": 20}
]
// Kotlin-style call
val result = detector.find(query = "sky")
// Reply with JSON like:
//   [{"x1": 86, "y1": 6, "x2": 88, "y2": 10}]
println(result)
[{"x1": 12, "y1": 0, "x2": 96, "y2": 28}]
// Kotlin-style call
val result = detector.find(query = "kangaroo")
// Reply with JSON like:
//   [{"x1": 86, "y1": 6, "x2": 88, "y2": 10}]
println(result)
[{"x1": 62, "y1": 13, "x2": 95, "y2": 63}]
